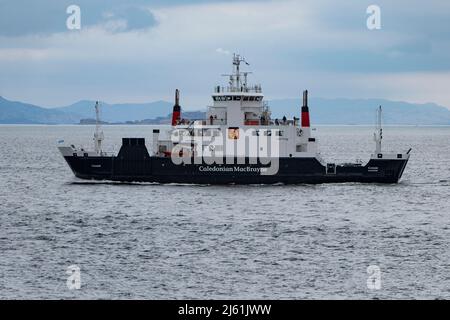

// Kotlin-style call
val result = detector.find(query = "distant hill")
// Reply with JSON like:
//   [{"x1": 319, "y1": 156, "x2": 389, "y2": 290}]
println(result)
[
  {"x1": 0, "y1": 96, "x2": 79, "y2": 124},
  {"x1": 80, "y1": 111, "x2": 206, "y2": 125},
  {"x1": 1, "y1": 95, "x2": 450, "y2": 125},
  {"x1": 56, "y1": 100, "x2": 173, "y2": 123},
  {"x1": 267, "y1": 98, "x2": 450, "y2": 125}
]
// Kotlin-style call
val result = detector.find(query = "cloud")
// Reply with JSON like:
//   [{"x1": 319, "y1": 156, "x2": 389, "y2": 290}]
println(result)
[
  {"x1": 216, "y1": 48, "x2": 231, "y2": 55},
  {"x1": 274, "y1": 70, "x2": 450, "y2": 107},
  {"x1": 0, "y1": 0, "x2": 157, "y2": 37},
  {"x1": 100, "y1": 6, "x2": 157, "y2": 33},
  {"x1": 0, "y1": 0, "x2": 449, "y2": 108}
]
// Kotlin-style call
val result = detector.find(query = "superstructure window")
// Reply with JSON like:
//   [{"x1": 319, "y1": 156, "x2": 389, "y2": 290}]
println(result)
[{"x1": 213, "y1": 96, "x2": 230, "y2": 101}]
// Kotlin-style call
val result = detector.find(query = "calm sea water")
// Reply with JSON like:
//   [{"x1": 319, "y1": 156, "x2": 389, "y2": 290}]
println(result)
[{"x1": 0, "y1": 125, "x2": 449, "y2": 299}]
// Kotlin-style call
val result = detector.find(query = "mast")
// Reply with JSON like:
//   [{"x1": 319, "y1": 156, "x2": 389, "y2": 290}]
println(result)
[
  {"x1": 374, "y1": 105, "x2": 382, "y2": 154},
  {"x1": 93, "y1": 101, "x2": 104, "y2": 155},
  {"x1": 234, "y1": 54, "x2": 240, "y2": 88},
  {"x1": 223, "y1": 53, "x2": 250, "y2": 91}
]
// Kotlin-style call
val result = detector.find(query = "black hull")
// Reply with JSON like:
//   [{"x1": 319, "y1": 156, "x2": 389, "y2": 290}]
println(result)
[{"x1": 62, "y1": 155, "x2": 408, "y2": 184}]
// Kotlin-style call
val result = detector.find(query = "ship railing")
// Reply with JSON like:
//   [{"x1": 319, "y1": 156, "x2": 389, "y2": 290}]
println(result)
[
  {"x1": 206, "y1": 119, "x2": 227, "y2": 125},
  {"x1": 268, "y1": 119, "x2": 300, "y2": 126},
  {"x1": 179, "y1": 119, "x2": 224, "y2": 127},
  {"x1": 175, "y1": 119, "x2": 216, "y2": 127},
  {"x1": 180, "y1": 118, "x2": 300, "y2": 127}
]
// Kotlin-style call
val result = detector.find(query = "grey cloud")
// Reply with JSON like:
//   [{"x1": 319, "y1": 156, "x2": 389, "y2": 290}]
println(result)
[
  {"x1": 0, "y1": 0, "x2": 157, "y2": 36},
  {"x1": 106, "y1": 6, "x2": 156, "y2": 31}
]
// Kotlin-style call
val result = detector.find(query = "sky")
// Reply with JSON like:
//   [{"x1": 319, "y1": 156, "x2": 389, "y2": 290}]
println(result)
[{"x1": 0, "y1": 0, "x2": 449, "y2": 109}]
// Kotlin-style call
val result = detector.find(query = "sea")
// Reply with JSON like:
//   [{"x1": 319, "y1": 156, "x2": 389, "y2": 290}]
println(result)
[{"x1": 0, "y1": 125, "x2": 449, "y2": 299}]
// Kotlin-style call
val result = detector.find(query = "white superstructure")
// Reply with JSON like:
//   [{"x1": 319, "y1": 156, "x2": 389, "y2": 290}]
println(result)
[{"x1": 154, "y1": 53, "x2": 318, "y2": 160}]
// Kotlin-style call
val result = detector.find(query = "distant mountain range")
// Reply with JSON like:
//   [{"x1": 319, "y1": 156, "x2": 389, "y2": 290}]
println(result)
[
  {"x1": 56, "y1": 100, "x2": 174, "y2": 123},
  {"x1": 1, "y1": 95, "x2": 450, "y2": 125},
  {"x1": 269, "y1": 98, "x2": 450, "y2": 125},
  {"x1": 0, "y1": 96, "x2": 80, "y2": 124}
]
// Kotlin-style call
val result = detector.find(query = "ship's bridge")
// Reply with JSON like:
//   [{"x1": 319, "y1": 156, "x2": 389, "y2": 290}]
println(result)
[{"x1": 206, "y1": 54, "x2": 268, "y2": 126}]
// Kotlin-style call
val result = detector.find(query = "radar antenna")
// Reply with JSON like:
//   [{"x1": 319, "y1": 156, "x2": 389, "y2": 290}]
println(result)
[{"x1": 221, "y1": 53, "x2": 251, "y2": 91}]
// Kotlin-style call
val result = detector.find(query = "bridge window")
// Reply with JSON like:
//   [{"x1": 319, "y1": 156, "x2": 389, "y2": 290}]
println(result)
[{"x1": 213, "y1": 96, "x2": 229, "y2": 101}]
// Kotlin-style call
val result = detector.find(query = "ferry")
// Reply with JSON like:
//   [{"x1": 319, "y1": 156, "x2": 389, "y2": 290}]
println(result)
[{"x1": 58, "y1": 54, "x2": 410, "y2": 184}]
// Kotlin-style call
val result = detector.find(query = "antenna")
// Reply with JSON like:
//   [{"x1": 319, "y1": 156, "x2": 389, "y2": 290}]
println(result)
[
  {"x1": 374, "y1": 105, "x2": 382, "y2": 154},
  {"x1": 222, "y1": 53, "x2": 251, "y2": 91},
  {"x1": 93, "y1": 101, "x2": 104, "y2": 155},
  {"x1": 242, "y1": 72, "x2": 252, "y2": 88}
]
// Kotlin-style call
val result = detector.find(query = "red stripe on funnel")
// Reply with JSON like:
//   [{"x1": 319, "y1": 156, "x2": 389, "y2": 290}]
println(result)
[{"x1": 301, "y1": 111, "x2": 310, "y2": 127}]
